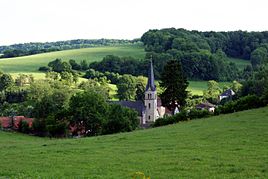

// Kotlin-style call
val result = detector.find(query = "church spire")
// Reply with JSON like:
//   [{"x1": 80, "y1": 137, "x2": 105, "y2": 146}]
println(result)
[{"x1": 146, "y1": 57, "x2": 156, "y2": 91}]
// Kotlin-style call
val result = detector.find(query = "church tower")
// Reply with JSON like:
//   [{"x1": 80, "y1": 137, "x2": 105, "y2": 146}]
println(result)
[{"x1": 144, "y1": 59, "x2": 158, "y2": 123}]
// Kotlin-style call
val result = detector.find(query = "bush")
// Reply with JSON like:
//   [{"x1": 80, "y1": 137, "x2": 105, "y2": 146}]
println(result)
[
  {"x1": 18, "y1": 120, "x2": 30, "y2": 134},
  {"x1": 46, "y1": 116, "x2": 68, "y2": 138},
  {"x1": 38, "y1": 66, "x2": 51, "y2": 72},
  {"x1": 188, "y1": 109, "x2": 212, "y2": 119},
  {"x1": 216, "y1": 95, "x2": 266, "y2": 114},
  {"x1": 32, "y1": 118, "x2": 47, "y2": 136}
]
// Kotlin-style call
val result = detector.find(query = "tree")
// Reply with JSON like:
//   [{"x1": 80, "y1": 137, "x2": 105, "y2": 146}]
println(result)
[
  {"x1": 117, "y1": 74, "x2": 137, "y2": 100},
  {"x1": 102, "y1": 104, "x2": 139, "y2": 134},
  {"x1": 0, "y1": 73, "x2": 14, "y2": 91},
  {"x1": 203, "y1": 80, "x2": 221, "y2": 103},
  {"x1": 80, "y1": 60, "x2": 88, "y2": 71},
  {"x1": 69, "y1": 91, "x2": 108, "y2": 136},
  {"x1": 69, "y1": 59, "x2": 81, "y2": 70},
  {"x1": 135, "y1": 76, "x2": 147, "y2": 101},
  {"x1": 48, "y1": 59, "x2": 71, "y2": 72},
  {"x1": 250, "y1": 47, "x2": 268, "y2": 69},
  {"x1": 160, "y1": 60, "x2": 188, "y2": 111},
  {"x1": 15, "y1": 74, "x2": 34, "y2": 86}
]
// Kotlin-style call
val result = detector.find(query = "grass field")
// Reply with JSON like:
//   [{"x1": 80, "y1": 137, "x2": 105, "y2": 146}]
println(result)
[
  {"x1": 0, "y1": 107, "x2": 267, "y2": 178},
  {"x1": 227, "y1": 57, "x2": 250, "y2": 70},
  {"x1": 188, "y1": 81, "x2": 231, "y2": 96},
  {"x1": 0, "y1": 45, "x2": 145, "y2": 73}
]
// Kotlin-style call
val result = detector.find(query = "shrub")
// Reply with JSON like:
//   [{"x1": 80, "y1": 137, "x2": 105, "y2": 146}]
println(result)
[
  {"x1": 188, "y1": 109, "x2": 212, "y2": 119},
  {"x1": 18, "y1": 120, "x2": 30, "y2": 134},
  {"x1": 38, "y1": 66, "x2": 51, "y2": 72},
  {"x1": 32, "y1": 118, "x2": 47, "y2": 136},
  {"x1": 216, "y1": 95, "x2": 266, "y2": 114}
]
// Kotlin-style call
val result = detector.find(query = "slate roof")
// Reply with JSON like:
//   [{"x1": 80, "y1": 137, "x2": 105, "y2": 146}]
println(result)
[
  {"x1": 145, "y1": 59, "x2": 156, "y2": 91},
  {"x1": 220, "y1": 89, "x2": 235, "y2": 97},
  {"x1": 110, "y1": 100, "x2": 145, "y2": 116}
]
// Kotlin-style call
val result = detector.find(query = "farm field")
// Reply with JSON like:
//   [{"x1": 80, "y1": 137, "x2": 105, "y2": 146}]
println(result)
[
  {"x1": 0, "y1": 45, "x2": 145, "y2": 73},
  {"x1": 0, "y1": 107, "x2": 267, "y2": 178}
]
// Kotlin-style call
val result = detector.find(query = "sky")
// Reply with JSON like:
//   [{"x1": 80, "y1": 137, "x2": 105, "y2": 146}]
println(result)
[{"x1": 0, "y1": 0, "x2": 268, "y2": 45}]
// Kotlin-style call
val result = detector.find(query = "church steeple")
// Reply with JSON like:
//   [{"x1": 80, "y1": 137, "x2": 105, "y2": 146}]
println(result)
[
  {"x1": 144, "y1": 57, "x2": 158, "y2": 124},
  {"x1": 146, "y1": 58, "x2": 156, "y2": 91}
]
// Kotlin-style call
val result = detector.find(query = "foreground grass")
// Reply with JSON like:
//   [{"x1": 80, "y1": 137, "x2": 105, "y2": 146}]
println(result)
[
  {"x1": 0, "y1": 107, "x2": 267, "y2": 178},
  {"x1": 0, "y1": 45, "x2": 145, "y2": 73}
]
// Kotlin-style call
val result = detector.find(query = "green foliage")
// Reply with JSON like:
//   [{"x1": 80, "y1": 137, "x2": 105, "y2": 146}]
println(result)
[
  {"x1": 203, "y1": 80, "x2": 221, "y2": 103},
  {"x1": 250, "y1": 47, "x2": 268, "y2": 69},
  {"x1": 135, "y1": 76, "x2": 147, "y2": 101},
  {"x1": 0, "y1": 39, "x2": 135, "y2": 58},
  {"x1": 45, "y1": 115, "x2": 68, "y2": 137},
  {"x1": 18, "y1": 120, "x2": 31, "y2": 134},
  {"x1": 48, "y1": 59, "x2": 71, "y2": 73},
  {"x1": 0, "y1": 73, "x2": 14, "y2": 91},
  {"x1": 102, "y1": 104, "x2": 138, "y2": 134},
  {"x1": 15, "y1": 74, "x2": 34, "y2": 86},
  {"x1": 153, "y1": 109, "x2": 212, "y2": 127},
  {"x1": 78, "y1": 79, "x2": 111, "y2": 99},
  {"x1": 215, "y1": 95, "x2": 266, "y2": 115},
  {"x1": 116, "y1": 74, "x2": 137, "y2": 100},
  {"x1": 160, "y1": 60, "x2": 188, "y2": 110},
  {"x1": 69, "y1": 91, "x2": 109, "y2": 136}
]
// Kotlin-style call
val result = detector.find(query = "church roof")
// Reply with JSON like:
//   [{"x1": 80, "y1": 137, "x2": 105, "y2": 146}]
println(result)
[
  {"x1": 109, "y1": 100, "x2": 145, "y2": 116},
  {"x1": 146, "y1": 59, "x2": 156, "y2": 91}
]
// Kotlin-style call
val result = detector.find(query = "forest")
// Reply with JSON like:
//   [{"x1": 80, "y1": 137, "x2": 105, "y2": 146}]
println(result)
[{"x1": 88, "y1": 29, "x2": 268, "y2": 81}]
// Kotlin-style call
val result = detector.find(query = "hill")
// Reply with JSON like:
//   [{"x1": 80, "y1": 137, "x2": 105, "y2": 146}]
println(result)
[
  {"x1": 0, "y1": 107, "x2": 267, "y2": 178},
  {"x1": 0, "y1": 44, "x2": 145, "y2": 73}
]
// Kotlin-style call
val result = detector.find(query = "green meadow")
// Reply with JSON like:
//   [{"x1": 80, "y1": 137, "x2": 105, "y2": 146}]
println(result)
[
  {"x1": 0, "y1": 45, "x2": 145, "y2": 73},
  {"x1": 0, "y1": 107, "x2": 267, "y2": 178}
]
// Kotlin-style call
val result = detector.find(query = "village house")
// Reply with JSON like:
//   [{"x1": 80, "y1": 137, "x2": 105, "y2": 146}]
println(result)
[
  {"x1": 196, "y1": 101, "x2": 216, "y2": 113},
  {"x1": 219, "y1": 89, "x2": 235, "y2": 101}
]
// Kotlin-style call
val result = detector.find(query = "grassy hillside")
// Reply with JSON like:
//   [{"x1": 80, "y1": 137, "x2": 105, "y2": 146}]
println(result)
[
  {"x1": 188, "y1": 81, "x2": 231, "y2": 96},
  {"x1": 0, "y1": 107, "x2": 267, "y2": 178},
  {"x1": 0, "y1": 45, "x2": 145, "y2": 73}
]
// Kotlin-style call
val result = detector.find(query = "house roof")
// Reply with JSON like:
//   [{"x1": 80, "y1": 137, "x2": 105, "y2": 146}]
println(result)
[
  {"x1": 220, "y1": 89, "x2": 235, "y2": 97},
  {"x1": 110, "y1": 100, "x2": 145, "y2": 116},
  {"x1": 196, "y1": 102, "x2": 216, "y2": 109},
  {"x1": 145, "y1": 59, "x2": 156, "y2": 91}
]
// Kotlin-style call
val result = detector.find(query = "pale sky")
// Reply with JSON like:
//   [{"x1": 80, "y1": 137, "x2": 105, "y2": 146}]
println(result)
[{"x1": 0, "y1": 0, "x2": 268, "y2": 45}]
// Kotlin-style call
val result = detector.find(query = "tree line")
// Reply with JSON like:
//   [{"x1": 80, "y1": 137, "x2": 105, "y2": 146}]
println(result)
[{"x1": 0, "y1": 39, "x2": 138, "y2": 58}]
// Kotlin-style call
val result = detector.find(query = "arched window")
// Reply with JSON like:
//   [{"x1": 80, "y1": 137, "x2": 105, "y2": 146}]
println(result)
[
  {"x1": 148, "y1": 103, "x2": 150, "y2": 109},
  {"x1": 148, "y1": 94, "x2": 150, "y2": 99},
  {"x1": 148, "y1": 115, "x2": 150, "y2": 120}
]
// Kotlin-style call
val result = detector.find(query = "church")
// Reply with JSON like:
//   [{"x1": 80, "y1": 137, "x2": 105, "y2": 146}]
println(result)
[{"x1": 113, "y1": 59, "x2": 168, "y2": 127}]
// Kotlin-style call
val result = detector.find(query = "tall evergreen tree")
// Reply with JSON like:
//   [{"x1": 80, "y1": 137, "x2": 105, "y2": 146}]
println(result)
[{"x1": 160, "y1": 60, "x2": 188, "y2": 111}]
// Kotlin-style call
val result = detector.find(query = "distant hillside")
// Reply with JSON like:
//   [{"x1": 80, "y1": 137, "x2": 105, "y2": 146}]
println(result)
[
  {"x1": 0, "y1": 44, "x2": 145, "y2": 73},
  {"x1": 0, "y1": 107, "x2": 267, "y2": 178},
  {"x1": 0, "y1": 39, "x2": 141, "y2": 58}
]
